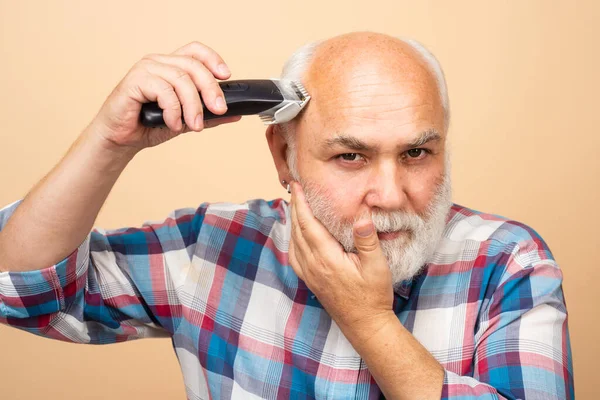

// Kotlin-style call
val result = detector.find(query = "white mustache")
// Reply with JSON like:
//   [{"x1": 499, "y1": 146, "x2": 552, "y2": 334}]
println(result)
[{"x1": 367, "y1": 211, "x2": 425, "y2": 233}]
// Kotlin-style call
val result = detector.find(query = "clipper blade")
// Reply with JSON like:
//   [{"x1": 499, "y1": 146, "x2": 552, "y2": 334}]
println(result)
[{"x1": 258, "y1": 79, "x2": 311, "y2": 125}]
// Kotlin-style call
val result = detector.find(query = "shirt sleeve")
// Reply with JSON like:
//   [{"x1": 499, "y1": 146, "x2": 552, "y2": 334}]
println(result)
[
  {"x1": 441, "y1": 238, "x2": 575, "y2": 399},
  {"x1": 0, "y1": 198, "x2": 206, "y2": 344}
]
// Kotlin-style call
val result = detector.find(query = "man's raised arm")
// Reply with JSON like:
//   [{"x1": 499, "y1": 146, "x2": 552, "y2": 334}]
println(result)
[{"x1": 0, "y1": 41, "x2": 239, "y2": 272}]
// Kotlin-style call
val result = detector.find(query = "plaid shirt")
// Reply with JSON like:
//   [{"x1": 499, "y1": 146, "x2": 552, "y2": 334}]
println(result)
[{"x1": 0, "y1": 197, "x2": 574, "y2": 399}]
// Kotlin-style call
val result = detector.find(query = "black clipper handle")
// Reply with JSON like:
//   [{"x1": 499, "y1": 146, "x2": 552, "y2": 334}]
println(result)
[{"x1": 139, "y1": 80, "x2": 285, "y2": 128}]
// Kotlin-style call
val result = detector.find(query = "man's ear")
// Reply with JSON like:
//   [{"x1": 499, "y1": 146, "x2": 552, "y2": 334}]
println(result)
[{"x1": 266, "y1": 124, "x2": 291, "y2": 189}]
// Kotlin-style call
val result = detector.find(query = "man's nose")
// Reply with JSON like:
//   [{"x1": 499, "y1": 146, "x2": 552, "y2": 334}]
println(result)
[{"x1": 364, "y1": 163, "x2": 407, "y2": 212}]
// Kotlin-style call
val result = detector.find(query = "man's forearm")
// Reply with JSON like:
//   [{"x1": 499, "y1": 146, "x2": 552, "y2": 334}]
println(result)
[
  {"x1": 341, "y1": 312, "x2": 444, "y2": 400},
  {"x1": 0, "y1": 123, "x2": 138, "y2": 272}
]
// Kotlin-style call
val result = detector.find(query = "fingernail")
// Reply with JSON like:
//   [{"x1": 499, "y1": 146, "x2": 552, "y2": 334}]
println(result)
[
  {"x1": 195, "y1": 115, "x2": 203, "y2": 130},
  {"x1": 215, "y1": 96, "x2": 226, "y2": 110},
  {"x1": 356, "y1": 222, "x2": 374, "y2": 237},
  {"x1": 218, "y1": 64, "x2": 230, "y2": 76}
]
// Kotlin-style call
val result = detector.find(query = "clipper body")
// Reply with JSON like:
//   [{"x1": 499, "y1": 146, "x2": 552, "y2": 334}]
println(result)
[{"x1": 140, "y1": 79, "x2": 310, "y2": 128}]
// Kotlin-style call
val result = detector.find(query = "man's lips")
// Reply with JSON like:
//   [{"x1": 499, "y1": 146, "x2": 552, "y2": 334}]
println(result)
[{"x1": 377, "y1": 231, "x2": 405, "y2": 240}]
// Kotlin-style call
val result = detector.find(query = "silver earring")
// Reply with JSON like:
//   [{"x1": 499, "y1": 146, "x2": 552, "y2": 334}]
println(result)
[{"x1": 282, "y1": 180, "x2": 291, "y2": 194}]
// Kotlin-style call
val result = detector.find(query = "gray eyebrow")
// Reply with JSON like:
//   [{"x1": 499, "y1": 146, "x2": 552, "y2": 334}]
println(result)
[
  {"x1": 323, "y1": 128, "x2": 442, "y2": 152},
  {"x1": 323, "y1": 135, "x2": 374, "y2": 152},
  {"x1": 407, "y1": 128, "x2": 442, "y2": 147}
]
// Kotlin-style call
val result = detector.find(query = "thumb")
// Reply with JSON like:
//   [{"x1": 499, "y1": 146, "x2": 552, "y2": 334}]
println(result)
[{"x1": 353, "y1": 213, "x2": 385, "y2": 267}]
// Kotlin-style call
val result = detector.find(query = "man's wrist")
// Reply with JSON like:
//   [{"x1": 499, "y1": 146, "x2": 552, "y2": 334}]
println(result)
[
  {"x1": 80, "y1": 123, "x2": 139, "y2": 169},
  {"x1": 338, "y1": 310, "x2": 398, "y2": 351}
]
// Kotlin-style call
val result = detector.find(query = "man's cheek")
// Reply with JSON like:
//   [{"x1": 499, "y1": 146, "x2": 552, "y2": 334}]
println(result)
[{"x1": 407, "y1": 177, "x2": 440, "y2": 214}]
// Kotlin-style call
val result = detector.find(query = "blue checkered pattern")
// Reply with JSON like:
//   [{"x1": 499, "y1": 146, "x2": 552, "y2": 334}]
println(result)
[{"x1": 0, "y1": 198, "x2": 574, "y2": 399}]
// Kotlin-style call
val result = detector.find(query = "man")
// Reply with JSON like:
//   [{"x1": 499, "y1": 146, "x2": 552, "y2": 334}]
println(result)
[{"x1": 0, "y1": 32, "x2": 574, "y2": 399}]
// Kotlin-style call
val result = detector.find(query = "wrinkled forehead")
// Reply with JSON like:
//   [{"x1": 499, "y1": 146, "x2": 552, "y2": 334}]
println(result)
[
  {"x1": 299, "y1": 65, "x2": 445, "y2": 148},
  {"x1": 298, "y1": 44, "x2": 445, "y2": 143}
]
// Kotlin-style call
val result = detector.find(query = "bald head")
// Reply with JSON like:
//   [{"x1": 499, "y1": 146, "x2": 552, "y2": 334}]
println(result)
[
  {"x1": 280, "y1": 32, "x2": 449, "y2": 133},
  {"x1": 305, "y1": 33, "x2": 444, "y2": 131}
]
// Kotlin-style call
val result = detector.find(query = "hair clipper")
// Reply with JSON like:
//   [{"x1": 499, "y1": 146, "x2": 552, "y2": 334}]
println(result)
[{"x1": 139, "y1": 79, "x2": 311, "y2": 128}]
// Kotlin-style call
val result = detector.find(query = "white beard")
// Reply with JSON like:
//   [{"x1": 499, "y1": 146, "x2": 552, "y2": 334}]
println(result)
[{"x1": 288, "y1": 150, "x2": 453, "y2": 285}]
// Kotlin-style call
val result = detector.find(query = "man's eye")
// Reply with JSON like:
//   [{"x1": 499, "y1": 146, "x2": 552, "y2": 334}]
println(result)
[
  {"x1": 406, "y1": 148, "x2": 429, "y2": 159},
  {"x1": 338, "y1": 153, "x2": 363, "y2": 162}
]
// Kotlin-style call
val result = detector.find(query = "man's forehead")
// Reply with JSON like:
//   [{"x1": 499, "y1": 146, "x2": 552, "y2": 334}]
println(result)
[
  {"x1": 305, "y1": 64, "x2": 436, "y2": 118},
  {"x1": 298, "y1": 84, "x2": 445, "y2": 149},
  {"x1": 290, "y1": 33, "x2": 446, "y2": 149}
]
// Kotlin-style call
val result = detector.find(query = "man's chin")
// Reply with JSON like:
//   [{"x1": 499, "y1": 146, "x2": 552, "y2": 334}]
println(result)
[
  {"x1": 333, "y1": 232, "x2": 424, "y2": 283},
  {"x1": 381, "y1": 237, "x2": 426, "y2": 284}
]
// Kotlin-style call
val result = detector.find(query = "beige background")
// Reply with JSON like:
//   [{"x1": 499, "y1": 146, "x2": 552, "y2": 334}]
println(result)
[{"x1": 0, "y1": 1, "x2": 597, "y2": 398}]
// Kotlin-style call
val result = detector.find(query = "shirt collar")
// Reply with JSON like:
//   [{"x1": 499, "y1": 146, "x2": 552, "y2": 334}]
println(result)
[
  {"x1": 393, "y1": 264, "x2": 430, "y2": 300},
  {"x1": 394, "y1": 278, "x2": 413, "y2": 300}
]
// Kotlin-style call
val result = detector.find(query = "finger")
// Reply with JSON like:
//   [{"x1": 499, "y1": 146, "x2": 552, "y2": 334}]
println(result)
[
  {"x1": 290, "y1": 198, "x2": 312, "y2": 270},
  {"x1": 180, "y1": 115, "x2": 241, "y2": 134},
  {"x1": 172, "y1": 41, "x2": 231, "y2": 80},
  {"x1": 139, "y1": 59, "x2": 203, "y2": 132},
  {"x1": 290, "y1": 193, "x2": 311, "y2": 254},
  {"x1": 290, "y1": 181, "x2": 340, "y2": 253},
  {"x1": 144, "y1": 54, "x2": 227, "y2": 118},
  {"x1": 290, "y1": 191, "x2": 340, "y2": 280},
  {"x1": 288, "y1": 239, "x2": 305, "y2": 281},
  {"x1": 129, "y1": 73, "x2": 182, "y2": 132},
  {"x1": 353, "y1": 211, "x2": 386, "y2": 270}
]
